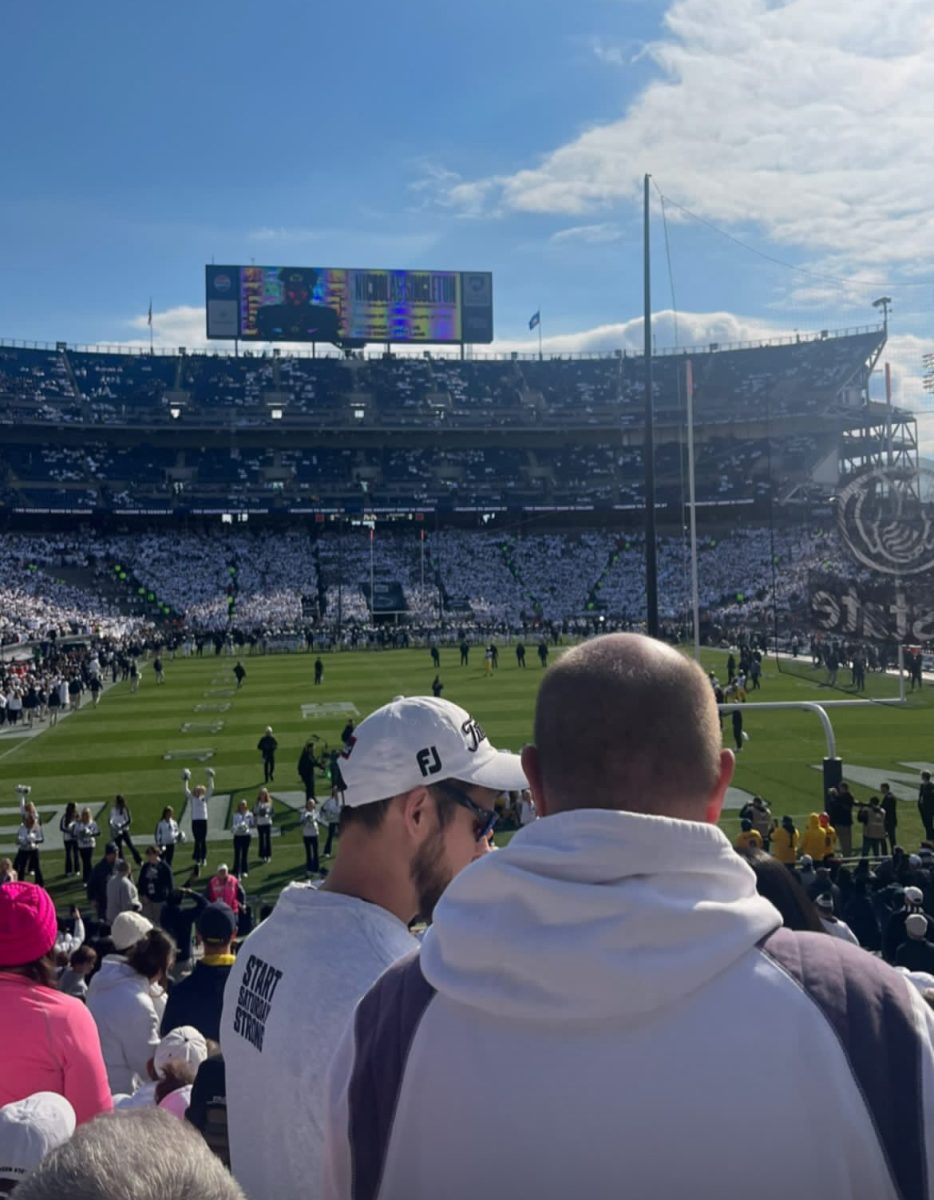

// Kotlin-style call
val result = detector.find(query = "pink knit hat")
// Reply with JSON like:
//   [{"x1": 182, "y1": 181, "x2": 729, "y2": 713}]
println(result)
[{"x1": 0, "y1": 883, "x2": 58, "y2": 968}]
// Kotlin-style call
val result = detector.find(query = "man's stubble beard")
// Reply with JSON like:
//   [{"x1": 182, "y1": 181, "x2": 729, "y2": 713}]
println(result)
[{"x1": 410, "y1": 826, "x2": 451, "y2": 925}]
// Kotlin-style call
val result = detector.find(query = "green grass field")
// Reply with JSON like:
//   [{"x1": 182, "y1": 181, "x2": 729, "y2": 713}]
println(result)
[{"x1": 3, "y1": 645, "x2": 932, "y2": 909}]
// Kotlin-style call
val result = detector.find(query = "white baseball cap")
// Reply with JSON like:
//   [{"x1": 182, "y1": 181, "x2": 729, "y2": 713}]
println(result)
[
  {"x1": 341, "y1": 696, "x2": 527, "y2": 807},
  {"x1": 154, "y1": 1026, "x2": 209, "y2": 1078},
  {"x1": 0, "y1": 1092, "x2": 76, "y2": 1184}
]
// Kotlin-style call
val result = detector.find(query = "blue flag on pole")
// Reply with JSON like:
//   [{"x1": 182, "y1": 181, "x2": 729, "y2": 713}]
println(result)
[{"x1": 528, "y1": 310, "x2": 540, "y2": 330}]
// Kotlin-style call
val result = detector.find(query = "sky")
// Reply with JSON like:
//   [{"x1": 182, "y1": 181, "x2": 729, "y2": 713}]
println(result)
[{"x1": 3, "y1": 0, "x2": 934, "y2": 442}]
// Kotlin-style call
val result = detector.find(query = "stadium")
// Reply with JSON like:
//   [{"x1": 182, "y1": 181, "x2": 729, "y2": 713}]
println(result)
[{"x1": 8, "y1": 1, "x2": 934, "y2": 1192}]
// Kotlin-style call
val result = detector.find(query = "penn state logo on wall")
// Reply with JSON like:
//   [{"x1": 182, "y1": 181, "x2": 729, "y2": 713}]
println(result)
[{"x1": 836, "y1": 466, "x2": 934, "y2": 576}]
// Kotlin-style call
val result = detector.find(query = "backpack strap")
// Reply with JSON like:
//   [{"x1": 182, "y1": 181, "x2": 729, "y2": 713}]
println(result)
[
  {"x1": 761, "y1": 927, "x2": 927, "y2": 1200},
  {"x1": 347, "y1": 952, "x2": 436, "y2": 1200}
]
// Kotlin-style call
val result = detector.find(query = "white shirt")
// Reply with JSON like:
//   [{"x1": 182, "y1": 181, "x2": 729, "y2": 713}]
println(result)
[
  {"x1": 232, "y1": 811, "x2": 255, "y2": 837},
  {"x1": 300, "y1": 807, "x2": 321, "y2": 835},
  {"x1": 155, "y1": 818, "x2": 181, "y2": 847},
  {"x1": 16, "y1": 823, "x2": 44, "y2": 850},
  {"x1": 222, "y1": 884, "x2": 417, "y2": 1200},
  {"x1": 185, "y1": 780, "x2": 214, "y2": 823},
  {"x1": 254, "y1": 802, "x2": 273, "y2": 827},
  {"x1": 73, "y1": 820, "x2": 100, "y2": 849}
]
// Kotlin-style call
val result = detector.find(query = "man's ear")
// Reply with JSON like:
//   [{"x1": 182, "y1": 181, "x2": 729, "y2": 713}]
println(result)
[
  {"x1": 399, "y1": 787, "x2": 434, "y2": 844},
  {"x1": 705, "y1": 749, "x2": 735, "y2": 825},
  {"x1": 521, "y1": 745, "x2": 548, "y2": 819}
]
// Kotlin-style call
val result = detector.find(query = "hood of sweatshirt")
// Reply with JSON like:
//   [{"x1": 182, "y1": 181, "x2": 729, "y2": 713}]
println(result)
[
  {"x1": 87, "y1": 957, "x2": 147, "y2": 996},
  {"x1": 420, "y1": 808, "x2": 782, "y2": 1023}
]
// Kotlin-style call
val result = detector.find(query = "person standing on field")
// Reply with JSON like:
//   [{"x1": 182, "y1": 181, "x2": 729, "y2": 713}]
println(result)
[{"x1": 258, "y1": 727, "x2": 277, "y2": 783}]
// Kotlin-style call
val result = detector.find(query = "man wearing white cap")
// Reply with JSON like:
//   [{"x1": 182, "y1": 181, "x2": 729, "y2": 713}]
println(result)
[{"x1": 221, "y1": 695, "x2": 525, "y2": 1200}]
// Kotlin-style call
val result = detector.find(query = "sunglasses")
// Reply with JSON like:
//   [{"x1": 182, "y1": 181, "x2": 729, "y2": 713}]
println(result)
[{"x1": 435, "y1": 781, "x2": 499, "y2": 843}]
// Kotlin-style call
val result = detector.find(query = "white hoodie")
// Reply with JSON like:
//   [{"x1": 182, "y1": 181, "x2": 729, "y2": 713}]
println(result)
[
  {"x1": 86, "y1": 957, "x2": 162, "y2": 1095},
  {"x1": 326, "y1": 809, "x2": 934, "y2": 1200}
]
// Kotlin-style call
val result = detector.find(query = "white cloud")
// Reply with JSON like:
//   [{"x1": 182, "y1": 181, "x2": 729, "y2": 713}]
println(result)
[
  {"x1": 436, "y1": 0, "x2": 934, "y2": 276},
  {"x1": 550, "y1": 222, "x2": 622, "y2": 244},
  {"x1": 487, "y1": 307, "x2": 792, "y2": 355}
]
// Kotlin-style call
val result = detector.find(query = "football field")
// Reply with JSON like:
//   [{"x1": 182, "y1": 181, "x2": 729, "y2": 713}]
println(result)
[{"x1": 2, "y1": 644, "x2": 933, "y2": 908}]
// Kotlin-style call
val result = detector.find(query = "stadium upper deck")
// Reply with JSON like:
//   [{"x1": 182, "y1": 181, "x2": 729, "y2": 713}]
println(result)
[{"x1": 0, "y1": 327, "x2": 892, "y2": 517}]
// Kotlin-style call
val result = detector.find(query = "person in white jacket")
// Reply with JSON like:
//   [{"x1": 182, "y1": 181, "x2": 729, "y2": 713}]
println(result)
[
  {"x1": 253, "y1": 788, "x2": 274, "y2": 864},
  {"x1": 183, "y1": 768, "x2": 215, "y2": 874},
  {"x1": 155, "y1": 807, "x2": 185, "y2": 868},
  {"x1": 87, "y1": 927, "x2": 176, "y2": 1095},
  {"x1": 231, "y1": 800, "x2": 255, "y2": 878},
  {"x1": 325, "y1": 633, "x2": 934, "y2": 1200}
]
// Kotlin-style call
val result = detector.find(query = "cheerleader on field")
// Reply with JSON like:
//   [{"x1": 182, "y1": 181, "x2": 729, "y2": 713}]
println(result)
[
  {"x1": 60, "y1": 802, "x2": 79, "y2": 876},
  {"x1": 73, "y1": 807, "x2": 101, "y2": 883},
  {"x1": 300, "y1": 798, "x2": 320, "y2": 875},
  {"x1": 232, "y1": 800, "x2": 255, "y2": 878},
  {"x1": 253, "y1": 788, "x2": 274, "y2": 864},
  {"x1": 15, "y1": 808, "x2": 45, "y2": 886},
  {"x1": 155, "y1": 806, "x2": 185, "y2": 867}
]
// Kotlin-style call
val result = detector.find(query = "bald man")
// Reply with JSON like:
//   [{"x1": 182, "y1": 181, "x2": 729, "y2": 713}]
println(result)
[{"x1": 325, "y1": 634, "x2": 934, "y2": 1200}]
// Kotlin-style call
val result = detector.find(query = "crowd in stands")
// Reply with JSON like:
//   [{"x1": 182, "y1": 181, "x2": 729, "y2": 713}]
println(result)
[
  {"x1": 0, "y1": 329, "x2": 883, "y2": 517},
  {"x1": 0, "y1": 520, "x2": 889, "y2": 647},
  {"x1": 3, "y1": 632, "x2": 934, "y2": 1197}
]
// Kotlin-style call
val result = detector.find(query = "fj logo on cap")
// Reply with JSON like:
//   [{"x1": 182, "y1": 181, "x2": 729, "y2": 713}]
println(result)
[
  {"x1": 461, "y1": 718, "x2": 486, "y2": 753},
  {"x1": 416, "y1": 746, "x2": 442, "y2": 777}
]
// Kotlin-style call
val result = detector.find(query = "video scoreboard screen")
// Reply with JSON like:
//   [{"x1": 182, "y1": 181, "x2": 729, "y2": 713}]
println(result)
[{"x1": 205, "y1": 265, "x2": 493, "y2": 344}]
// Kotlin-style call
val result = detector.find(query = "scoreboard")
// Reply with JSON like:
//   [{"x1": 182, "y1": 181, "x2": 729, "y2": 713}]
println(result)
[{"x1": 206, "y1": 265, "x2": 493, "y2": 344}]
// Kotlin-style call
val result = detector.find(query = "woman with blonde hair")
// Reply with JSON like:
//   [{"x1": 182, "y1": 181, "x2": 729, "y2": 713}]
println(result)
[{"x1": 253, "y1": 788, "x2": 274, "y2": 865}]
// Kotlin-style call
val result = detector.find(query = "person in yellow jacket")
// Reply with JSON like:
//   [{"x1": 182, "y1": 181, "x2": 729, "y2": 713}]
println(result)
[
  {"x1": 771, "y1": 815, "x2": 799, "y2": 865},
  {"x1": 733, "y1": 820, "x2": 763, "y2": 853},
  {"x1": 800, "y1": 813, "x2": 830, "y2": 861}
]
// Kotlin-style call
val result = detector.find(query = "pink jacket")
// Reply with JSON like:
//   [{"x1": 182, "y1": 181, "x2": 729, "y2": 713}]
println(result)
[
  {"x1": 0, "y1": 973, "x2": 113, "y2": 1124},
  {"x1": 206, "y1": 874, "x2": 241, "y2": 913}
]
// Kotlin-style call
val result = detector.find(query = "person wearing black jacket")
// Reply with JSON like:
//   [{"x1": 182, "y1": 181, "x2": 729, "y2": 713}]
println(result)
[
  {"x1": 919, "y1": 772, "x2": 934, "y2": 842},
  {"x1": 160, "y1": 887, "x2": 208, "y2": 977},
  {"x1": 297, "y1": 740, "x2": 321, "y2": 802},
  {"x1": 86, "y1": 843, "x2": 118, "y2": 920},
  {"x1": 138, "y1": 845, "x2": 175, "y2": 926},
  {"x1": 160, "y1": 902, "x2": 237, "y2": 1041},
  {"x1": 257, "y1": 727, "x2": 278, "y2": 783}
]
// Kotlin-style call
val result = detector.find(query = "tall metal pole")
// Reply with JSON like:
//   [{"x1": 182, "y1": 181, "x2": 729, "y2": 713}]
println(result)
[
  {"x1": 685, "y1": 359, "x2": 700, "y2": 659},
  {"x1": 643, "y1": 173, "x2": 659, "y2": 636}
]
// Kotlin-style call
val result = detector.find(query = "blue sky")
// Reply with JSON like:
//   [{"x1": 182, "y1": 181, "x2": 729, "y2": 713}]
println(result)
[{"x1": 3, "y1": 0, "x2": 934, "y2": 435}]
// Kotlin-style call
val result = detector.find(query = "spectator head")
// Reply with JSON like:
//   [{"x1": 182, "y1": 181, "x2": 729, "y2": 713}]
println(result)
[
  {"x1": 738, "y1": 849, "x2": 825, "y2": 933},
  {"x1": 104, "y1": 844, "x2": 118, "y2": 860},
  {"x1": 818, "y1": 813, "x2": 831, "y2": 829},
  {"x1": 126, "y1": 928, "x2": 176, "y2": 989},
  {"x1": 0, "y1": 883, "x2": 59, "y2": 986},
  {"x1": 907, "y1": 912, "x2": 929, "y2": 941},
  {"x1": 905, "y1": 886, "x2": 925, "y2": 910},
  {"x1": 740, "y1": 819, "x2": 753, "y2": 833},
  {"x1": 815, "y1": 893, "x2": 835, "y2": 916},
  {"x1": 10, "y1": 1107, "x2": 247, "y2": 1199},
  {"x1": 0, "y1": 1093, "x2": 76, "y2": 1195},
  {"x1": 154, "y1": 1026, "x2": 209, "y2": 1082},
  {"x1": 333, "y1": 695, "x2": 527, "y2": 922},
  {"x1": 799, "y1": 854, "x2": 814, "y2": 870},
  {"x1": 523, "y1": 633, "x2": 731, "y2": 823},
  {"x1": 110, "y1": 911, "x2": 153, "y2": 954},
  {"x1": 68, "y1": 945, "x2": 97, "y2": 977},
  {"x1": 196, "y1": 903, "x2": 236, "y2": 951},
  {"x1": 215, "y1": 864, "x2": 229, "y2": 881},
  {"x1": 145, "y1": 846, "x2": 162, "y2": 863},
  {"x1": 115, "y1": 860, "x2": 131, "y2": 878},
  {"x1": 0, "y1": 860, "x2": 16, "y2": 885}
]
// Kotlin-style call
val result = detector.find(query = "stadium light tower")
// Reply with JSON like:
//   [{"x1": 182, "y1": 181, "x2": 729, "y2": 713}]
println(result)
[{"x1": 872, "y1": 296, "x2": 892, "y2": 331}]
